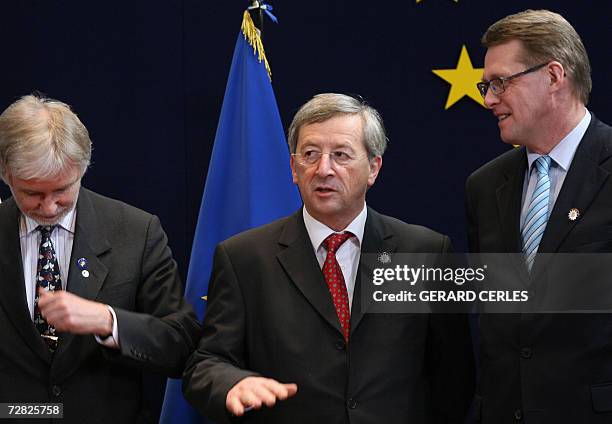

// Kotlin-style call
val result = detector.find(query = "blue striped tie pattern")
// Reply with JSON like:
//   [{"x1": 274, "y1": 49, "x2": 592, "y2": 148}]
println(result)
[{"x1": 521, "y1": 155, "x2": 552, "y2": 270}]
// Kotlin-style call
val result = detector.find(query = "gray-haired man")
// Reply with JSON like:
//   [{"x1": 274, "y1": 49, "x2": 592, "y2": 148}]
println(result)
[
  {"x1": 0, "y1": 94, "x2": 201, "y2": 423},
  {"x1": 183, "y1": 93, "x2": 474, "y2": 424}
]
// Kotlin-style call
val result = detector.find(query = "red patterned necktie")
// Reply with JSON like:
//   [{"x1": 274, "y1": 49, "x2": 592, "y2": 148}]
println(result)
[{"x1": 322, "y1": 232, "x2": 353, "y2": 342}]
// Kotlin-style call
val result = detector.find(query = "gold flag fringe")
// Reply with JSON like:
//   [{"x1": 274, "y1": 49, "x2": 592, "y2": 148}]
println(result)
[{"x1": 241, "y1": 10, "x2": 272, "y2": 81}]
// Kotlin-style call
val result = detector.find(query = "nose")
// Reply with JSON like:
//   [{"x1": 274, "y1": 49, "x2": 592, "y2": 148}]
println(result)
[
  {"x1": 314, "y1": 153, "x2": 335, "y2": 177},
  {"x1": 39, "y1": 195, "x2": 59, "y2": 216},
  {"x1": 483, "y1": 89, "x2": 500, "y2": 109}
]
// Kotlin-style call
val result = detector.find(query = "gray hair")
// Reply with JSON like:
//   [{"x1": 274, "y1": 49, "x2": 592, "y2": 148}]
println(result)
[
  {"x1": 0, "y1": 94, "x2": 92, "y2": 182},
  {"x1": 482, "y1": 9, "x2": 591, "y2": 105},
  {"x1": 287, "y1": 93, "x2": 387, "y2": 158}
]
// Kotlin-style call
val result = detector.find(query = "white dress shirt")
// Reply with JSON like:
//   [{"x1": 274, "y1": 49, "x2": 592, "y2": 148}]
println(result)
[
  {"x1": 302, "y1": 204, "x2": 367, "y2": 311},
  {"x1": 520, "y1": 109, "x2": 591, "y2": 229},
  {"x1": 19, "y1": 208, "x2": 119, "y2": 348}
]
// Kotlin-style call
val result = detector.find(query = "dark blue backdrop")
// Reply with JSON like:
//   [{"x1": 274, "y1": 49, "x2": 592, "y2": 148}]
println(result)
[{"x1": 1, "y1": 1, "x2": 610, "y2": 420}]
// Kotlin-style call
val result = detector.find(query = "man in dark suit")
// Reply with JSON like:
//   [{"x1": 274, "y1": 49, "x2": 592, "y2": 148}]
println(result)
[
  {"x1": 467, "y1": 10, "x2": 612, "y2": 423},
  {"x1": 0, "y1": 94, "x2": 201, "y2": 423},
  {"x1": 183, "y1": 93, "x2": 474, "y2": 423}
]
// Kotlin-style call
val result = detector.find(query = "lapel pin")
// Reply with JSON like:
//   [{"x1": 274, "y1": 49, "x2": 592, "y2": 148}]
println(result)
[
  {"x1": 77, "y1": 257, "x2": 90, "y2": 278},
  {"x1": 377, "y1": 252, "x2": 391, "y2": 264},
  {"x1": 568, "y1": 208, "x2": 580, "y2": 221}
]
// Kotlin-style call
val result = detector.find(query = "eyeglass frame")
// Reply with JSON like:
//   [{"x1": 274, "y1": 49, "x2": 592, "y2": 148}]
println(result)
[
  {"x1": 291, "y1": 150, "x2": 367, "y2": 167},
  {"x1": 476, "y1": 62, "x2": 549, "y2": 98}
]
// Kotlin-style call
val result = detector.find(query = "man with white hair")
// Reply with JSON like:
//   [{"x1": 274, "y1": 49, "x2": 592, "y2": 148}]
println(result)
[{"x1": 0, "y1": 94, "x2": 201, "y2": 423}]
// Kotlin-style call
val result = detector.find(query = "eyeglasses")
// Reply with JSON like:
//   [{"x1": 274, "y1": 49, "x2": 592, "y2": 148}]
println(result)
[
  {"x1": 292, "y1": 150, "x2": 364, "y2": 167},
  {"x1": 477, "y1": 63, "x2": 548, "y2": 98}
]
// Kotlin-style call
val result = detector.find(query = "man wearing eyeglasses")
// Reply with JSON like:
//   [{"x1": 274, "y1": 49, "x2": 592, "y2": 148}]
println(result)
[
  {"x1": 184, "y1": 93, "x2": 475, "y2": 423},
  {"x1": 466, "y1": 10, "x2": 612, "y2": 423}
]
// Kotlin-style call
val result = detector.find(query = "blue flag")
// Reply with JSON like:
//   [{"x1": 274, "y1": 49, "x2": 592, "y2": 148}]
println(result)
[{"x1": 159, "y1": 9, "x2": 302, "y2": 424}]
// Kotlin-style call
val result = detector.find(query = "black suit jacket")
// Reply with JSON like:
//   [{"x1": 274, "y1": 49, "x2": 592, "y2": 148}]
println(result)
[
  {"x1": 183, "y1": 207, "x2": 474, "y2": 424},
  {"x1": 0, "y1": 188, "x2": 201, "y2": 424},
  {"x1": 465, "y1": 115, "x2": 612, "y2": 423}
]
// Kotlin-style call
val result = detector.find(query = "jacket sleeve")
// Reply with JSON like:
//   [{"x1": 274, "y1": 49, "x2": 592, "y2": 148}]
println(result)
[
  {"x1": 106, "y1": 214, "x2": 202, "y2": 377},
  {"x1": 427, "y1": 235, "x2": 476, "y2": 423},
  {"x1": 182, "y1": 243, "x2": 259, "y2": 423}
]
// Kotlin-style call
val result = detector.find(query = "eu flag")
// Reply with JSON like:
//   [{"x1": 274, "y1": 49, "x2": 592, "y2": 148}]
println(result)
[{"x1": 160, "y1": 8, "x2": 302, "y2": 423}]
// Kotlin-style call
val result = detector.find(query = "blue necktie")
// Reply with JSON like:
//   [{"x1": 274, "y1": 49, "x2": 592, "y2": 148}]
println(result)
[
  {"x1": 521, "y1": 156, "x2": 552, "y2": 270},
  {"x1": 33, "y1": 225, "x2": 63, "y2": 352}
]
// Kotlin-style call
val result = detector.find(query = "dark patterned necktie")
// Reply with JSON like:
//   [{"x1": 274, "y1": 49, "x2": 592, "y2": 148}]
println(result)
[
  {"x1": 33, "y1": 225, "x2": 62, "y2": 352},
  {"x1": 322, "y1": 232, "x2": 353, "y2": 342}
]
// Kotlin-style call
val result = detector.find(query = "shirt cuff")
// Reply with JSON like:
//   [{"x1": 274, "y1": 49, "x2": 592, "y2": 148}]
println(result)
[{"x1": 95, "y1": 305, "x2": 120, "y2": 349}]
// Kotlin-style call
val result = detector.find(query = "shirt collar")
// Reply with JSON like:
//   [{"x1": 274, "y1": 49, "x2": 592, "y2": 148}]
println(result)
[
  {"x1": 526, "y1": 108, "x2": 591, "y2": 172},
  {"x1": 22, "y1": 207, "x2": 77, "y2": 236},
  {"x1": 302, "y1": 204, "x2": 367, "y2": 252}
]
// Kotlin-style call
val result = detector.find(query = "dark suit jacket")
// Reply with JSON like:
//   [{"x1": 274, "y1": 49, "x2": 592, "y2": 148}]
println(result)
[
  {"x1": 465, "y1": 115, "x2": 612, "y2": 423},
  {"x1": 0, "y1": 188, "x2": 201, "y2": 424},
  {"x1": 183, "y1": 207, "x2": 474, "y2": 424}
]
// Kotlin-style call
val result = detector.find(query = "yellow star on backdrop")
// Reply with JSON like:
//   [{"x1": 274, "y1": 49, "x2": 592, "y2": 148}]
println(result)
[{"x1": 432, "y1": 45, "x2": 485, "y2": 109}]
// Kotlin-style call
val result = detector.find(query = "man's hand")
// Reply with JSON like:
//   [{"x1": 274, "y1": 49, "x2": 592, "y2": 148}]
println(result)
[
  {"x1": 226, "y1": 376, "x2": 298, "y2": 416},
  {"x1": 37, "y1": 288, "x2": 113, "y2": 336}
]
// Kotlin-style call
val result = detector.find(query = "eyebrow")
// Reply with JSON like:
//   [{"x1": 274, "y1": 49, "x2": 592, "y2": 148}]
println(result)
[{"x1": 22, "y1": 176, "x2": 79, "y2": 194}]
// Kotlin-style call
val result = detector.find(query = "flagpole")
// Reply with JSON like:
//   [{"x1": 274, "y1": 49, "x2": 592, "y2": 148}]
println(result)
[
  {"x1": 258, "y1": 2, "x2": 264, "y2": 40},
  {"x1": 248, "y1": 0, "x2": 264, "y2": 39}
]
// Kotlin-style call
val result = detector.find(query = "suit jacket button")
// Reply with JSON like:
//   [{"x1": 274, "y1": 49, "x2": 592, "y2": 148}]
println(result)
[
  {"x1": 335, "y1": 339, "x2": 346, "y2": 350},
  {"x1": 520, "y1": 347, "x2": 532, "y2": 359},
  {"x1": 52, "y1": 385, "x2": 61, "y2": 397},
  {"x1": 514, "y1": 408, "x2": 523, "y2": 421},
  {"x1": 347, "y1": 398, "x2": 357, "y2": 409}
]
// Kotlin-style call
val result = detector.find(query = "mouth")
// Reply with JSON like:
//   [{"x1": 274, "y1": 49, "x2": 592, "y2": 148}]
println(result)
[
  {"x1": 314, "y1": 186, "x2": 337, "y2": 196},
  {"x1": 30, "y1": 209, "x2": 68, "y2": 225},
  {"x1": 496, "y1": 113, "x2": 511, "y2": 122}
]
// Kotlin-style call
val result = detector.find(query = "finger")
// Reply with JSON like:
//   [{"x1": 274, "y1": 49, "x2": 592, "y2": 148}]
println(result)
[
  {"x1": 283, "y1": 383, "x2": 298, "y2": 398},
  {"x1": 37, "y1": 287, "x2": 51, "y2": 307},
  {"x1": 261, "y1": 379, "x2": 294, "y2": 400},
  {"x1": 38, "y1": 288, "x2": 65, "y2": 311},
  {"x1": 240, "y1": 390, "x2": 263, "y2": 410},
  {"x1": 41, "y1": 308, "x2": 64, "y2": 328},
  {"x1": 37, "y1": 292, "x2": 62, "y2": 315},
  {"x1": 226, "y1": 394, "x2": 246, "y2": 416},
  {"x1": 251, "y1": 384, "x2": 278, "y2": 407}
]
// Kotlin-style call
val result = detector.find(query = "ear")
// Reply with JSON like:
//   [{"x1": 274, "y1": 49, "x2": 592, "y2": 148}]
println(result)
[
  {"x1": 367, "y1": 156, "x2": 382, "y2": 187},
  {"x1": 547, "y1": 61, "x2": 566, "y2": 92},
  {"x1": 290, "y1": 155, "x2": 298, "y2": 184}
]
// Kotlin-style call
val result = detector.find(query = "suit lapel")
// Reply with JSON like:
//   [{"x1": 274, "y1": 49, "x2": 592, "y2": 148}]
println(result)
[
  {"x1": 495, "y1": 149, "x2": 532, "y2": 281},
  {"x1": 0, "y1": 198, "x2": 52, "y2": 364},
  {"x1": 538, "y1": 117, "x2": 611, "y2": 254},
  {"x1": 496, "y1": 148, "x2": 527, "y2": 253},
  {"x1": 276, "y1": 211, "x2": 344, "y2": 337},
  {"x1": 54, "y1": 189, "x2": 110, "y2": 359},
  {"x1": 351, "y1": 208, "x2": 396, "y2": 335}
]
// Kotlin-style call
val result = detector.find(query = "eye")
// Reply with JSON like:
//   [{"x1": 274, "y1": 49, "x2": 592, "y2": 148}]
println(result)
[
  {"x1": 490, "y1": 79, "x2": 504, "y2": 93},
  {"x1": 302, "y1": 149, "x2": 319, "y2": 158},
  {"x1": 332, "y1": 151, "x2": 352, "y2": 163}
]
